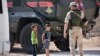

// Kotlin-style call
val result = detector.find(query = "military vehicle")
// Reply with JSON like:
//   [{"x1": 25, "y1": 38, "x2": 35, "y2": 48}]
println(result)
[{"x1": 7, "y1": 0, "x2": 100, "y2": 53}]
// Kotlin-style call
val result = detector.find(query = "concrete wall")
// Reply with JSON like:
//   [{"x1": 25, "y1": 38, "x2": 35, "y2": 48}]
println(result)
[{"x1": 0, "y1": 0, "x2": 10, "y2": 54}]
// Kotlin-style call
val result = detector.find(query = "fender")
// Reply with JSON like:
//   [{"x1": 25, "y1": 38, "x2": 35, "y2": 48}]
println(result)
[{"x1": 9, "y1": 12, "x2": 44, "y2": 33}]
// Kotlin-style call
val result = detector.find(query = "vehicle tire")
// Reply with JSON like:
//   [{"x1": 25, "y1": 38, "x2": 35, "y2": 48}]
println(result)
[
  {"x1": 20, "y1": 23, "x2": 43, "y2": 53},
  {"x1": 54, "y1": 35, "x2": 77, "y2": 51},
  {"x1": 54, "y1": 35, "x2": 70, "y2": 51},
  {"x1": 10, "y1": 32, "x2": 16, "y2": 52}
]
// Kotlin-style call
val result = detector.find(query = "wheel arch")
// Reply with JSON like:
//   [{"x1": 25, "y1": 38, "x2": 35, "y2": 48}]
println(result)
[{"x1": 16, "y1": 17, "x2": 44, "y2": 42}]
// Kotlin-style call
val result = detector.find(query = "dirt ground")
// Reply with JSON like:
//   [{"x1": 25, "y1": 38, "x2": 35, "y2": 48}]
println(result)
[
  {"x1": 0, "y1": 37, "x2": 100, "y2": 56},
  {"x1": 82, "y1": 37, "x2": 100, "y2": 50},
  {"x1": 49, "y1": 37, "x2": 100, "y2": 51}
]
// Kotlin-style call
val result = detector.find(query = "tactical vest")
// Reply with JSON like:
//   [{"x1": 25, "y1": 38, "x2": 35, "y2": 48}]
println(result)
[{"x1": 69, "y1": 10, "x2": 83, "y2": 27}]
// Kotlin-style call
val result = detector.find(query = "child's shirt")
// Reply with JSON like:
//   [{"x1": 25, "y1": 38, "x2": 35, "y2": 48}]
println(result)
[
  {"x1": 44, "y1": 31, "x2": 51, "y2": 41},
  {"x1": 31, "y1": 31, "x2": 38, "y2": 45}
]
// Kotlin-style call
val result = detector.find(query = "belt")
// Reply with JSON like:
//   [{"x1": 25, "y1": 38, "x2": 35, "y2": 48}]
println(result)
[{"x1": 72, "y1": 26, "x2": 81, "y2": 29}]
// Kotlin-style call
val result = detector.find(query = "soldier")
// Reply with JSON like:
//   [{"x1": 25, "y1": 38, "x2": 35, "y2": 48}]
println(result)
[{"x1": 63, "y1": 2, "x2": 85, "y2": 56}]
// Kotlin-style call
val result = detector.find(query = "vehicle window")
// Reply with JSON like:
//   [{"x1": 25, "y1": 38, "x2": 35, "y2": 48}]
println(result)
[{"x1": 0, "y1": 0, "x2": 3, "y2": 13}]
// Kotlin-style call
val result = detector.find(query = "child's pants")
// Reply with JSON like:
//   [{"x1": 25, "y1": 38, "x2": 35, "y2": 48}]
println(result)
[
  {"x1": 33, "y1": 44, "x2": 37, "y2": 56},
  {"x1": 69, "y1": 27, "x2": 83, "y2": 56}
]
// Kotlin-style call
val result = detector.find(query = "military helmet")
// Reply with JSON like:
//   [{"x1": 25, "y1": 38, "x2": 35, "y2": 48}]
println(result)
[{"x1": 69, "y1": 2, "x2": 77, "y2": 7}]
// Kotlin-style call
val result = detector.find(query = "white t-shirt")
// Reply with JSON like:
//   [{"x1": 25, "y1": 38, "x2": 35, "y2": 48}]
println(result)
[{"x1": 64, "y1": 11, "x2": 71, "y2": 23}]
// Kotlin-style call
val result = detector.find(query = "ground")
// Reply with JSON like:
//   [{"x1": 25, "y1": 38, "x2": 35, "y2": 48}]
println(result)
[{"x1": 0, "y1": 37, "x2": 100, "y2": 56}]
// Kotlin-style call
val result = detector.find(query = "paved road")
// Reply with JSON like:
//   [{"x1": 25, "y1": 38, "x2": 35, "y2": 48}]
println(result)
[{"x1": 3, "y1": 50, "x2": 100, "y2": 56}]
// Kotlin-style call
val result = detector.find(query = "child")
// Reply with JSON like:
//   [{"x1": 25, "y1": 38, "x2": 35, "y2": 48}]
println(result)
[
  {"x1": 31, "y1": 24, "x2": 38, "y2": 56},
  {"x1": 42, "y1": 23, "x2": 51, "y2": 56}
]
